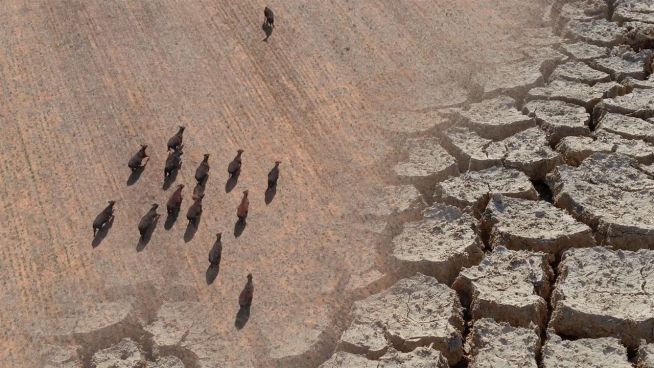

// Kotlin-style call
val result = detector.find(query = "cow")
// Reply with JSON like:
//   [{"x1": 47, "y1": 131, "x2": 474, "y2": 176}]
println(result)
[
  {"x1": 208, "y1": 232, "x2": 222, "y2": 267},
  {"x1": 93, "y1": 200, "x2": 116, "y2": 236},
  {"x1": 267, "y1": 161, "x2": 281, "y2": 189},
  {"x1": 167, "y1": 126, "x2": 185, "y2": 152},
  {"x1": 186, "y1": 193, "x2": 204, "y2": 227},
  {"x1": 128, "y1": 145, "x2": 149, "y2": 171},
  {"x1": 138, "y1": 204, "x2": 160, "y2": 238},
  {"x1": 238, "y1": 273, "x2": 254, "y2": 308},
  {"x1": 237, "y1": 190, "x2": 249, "y2": 221},
  {"x1": 227, "y1": 149, "x2": 244, "y2": 178},
  {"x1": 264, "y1": 6, "x2": 274, "y2": 27},
  {"x1": 167, "y1": 184, "x2": 185, "y2": 215},
  {"x1": 195, "y1": 154, "x2": 210, "y2": 184},
  {"x1": 164, "y1": 145, "x2": 184, "y2": 178}
]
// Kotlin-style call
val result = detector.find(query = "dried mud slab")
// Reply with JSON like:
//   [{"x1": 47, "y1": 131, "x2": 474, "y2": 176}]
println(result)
[
  {"x1": 589, "y1": 48, "x2": 653, "y2": 80},
  {"x1": 38, "y1": 344, "x2": 82, "y2": 368},
  {"x1": 549, "y1": 61, "x2": 611, "y2": 85},
  {"x1": 336, "y1": 274, "x2": 464, "y2": 365},
  {"x1": 391, "y1": 204, "x2": 484, "y2": 284},
  {"x1": 393, "y1": 137, "x2": 458, "y2": 183},
  {"x1": 614, "y1": 0, "x2": 654, "y2": 24},
  {"x1": 361, "y1": 185, "x2": 426, "y2": 221},
  {"x1": 594, "y1": 88, "x2": 654, "y2": 119},
  {"x1": 563, "y1": 19, "x2": 626, "y2": 47},
  {"x1": 91, "y1": 338, "x2": 145, "y2": 368},
  {"x1": 542, "y1": 334, "x2": 631, "y2": 368},
  {"x1": 442, "y1": 126, "x2": 501, "y2": 172},
  {"x1": 435, "y1": 167, "x2": 538, "y2": 213},
  {"x1": 555, "y1": 131, "x2": 654, "y2": 165},
  {"x1": 455, "y1": 96, "x2": 535, "y2": 140},
  {"x1": 483, "y1": 60, "x2": 545, "y2": 98},
  {"x1": 482, "y1": 195, "x2": 595, "y2": 255},
  {"x1": 526, "y1": 80, "x2": 625, "y2": 111},
  {"x1": 624, "y1": 21, "x2": 654, "y2": 50},
  {"x1": 319, "y1": 347, "x2": 449, "y2": 368},
  {"x1": 558, "y1": 0, "x2": 608, "y2": 27},
  {"x1": 639, "y1": 343, "x2": 654, "y2": 368},
  {"x1": 452, "y1": 247, "x2": 553, "y2": 329},
  {"x1": 547, "y1": 153, "x2": 654, "y2": 249},
  {"x1": 466, "y1": 318, "x2": 539, "y2": 368},
  {"x1": 560, "y1": 42, "x2": 609, "y2": 61},
  {"x1": 26, "y1": 301, "x2": 133, "y2": 337},
  {"x1": 596, "y1": 112, "x2": 654, "y2": 143},
  {"x1": 550, "y1": 247, "x2": 654, "y2": 347},
  {"x1": 623, "y1": 77, "x2": 654, "y2": 89},
  {"x1": 522, "y1": 99, "x2": 591, "y2": 144}
]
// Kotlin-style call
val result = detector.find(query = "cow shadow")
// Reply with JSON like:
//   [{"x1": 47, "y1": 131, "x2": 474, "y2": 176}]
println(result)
[
  {"x1": 127, "y1": 166, "x2": 146, "y2": 186},
  {"x1": 265, "y1": 186, "x2": 276, "y2": 205},
  {"x1": 225, "y1": 171, "x2": 240, "y2": 193},
  {"x1": 235, "y1": 305, "x2": 251, "y2": 330},
  {"x1": 206, "y1": 264, "x2": 220, "y2": 285},
  {"x1": 164, "y1": 210, "x2": 179, "y2": 230},
  {"x1": 262, "y1": 22, "x2": 273, "y2": 42},
  {"x1": 233, "y1": 218, "x2": 246, "y2": 238},
  {"x1": 136, "y1": 217, "x2": 159, "y2": 252},
  {"x1": 162, "y1": 169, "x2": 179, "y2": 190},
  {"x1": 184, "y1": 217, "x2": 201, "y2": 242},
  {"x1": 92, "y1": 216, "x2": 114, "y2": 248}
]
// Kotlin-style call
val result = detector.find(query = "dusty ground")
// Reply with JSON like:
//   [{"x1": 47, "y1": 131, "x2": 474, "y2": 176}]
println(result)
[{"x1": 0, "y1": 1, "x2": 550, "y2": 367}]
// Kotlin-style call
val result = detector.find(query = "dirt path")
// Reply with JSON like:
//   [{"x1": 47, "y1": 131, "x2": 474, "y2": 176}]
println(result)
[{"x1": 0, "y1": 1, "x2": 550, "y2": 366}]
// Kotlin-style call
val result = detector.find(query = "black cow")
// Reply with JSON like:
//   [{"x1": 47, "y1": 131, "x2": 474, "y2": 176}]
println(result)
[
  {"x1": 238, "y1": 273, "x2": 254, "y2": 308},
  {"x1": 167, "y1": 184, "x2": 185, "y2": 215},
  {"x1": 267, "y1": 161, "x2": 281, "y2": 189},
  {"x1": 164, "y1": 145, "x2": 184, "y2": 178},
  {"x1": 195, "y1": 154, "x2": 210, "y2": 184},
  {"x1": 264, "y1": 6, "x2": 274, "y2": 27},
  {"x1": 167, "y1": 126, "x2": 185, "y2": 152},
  {"x1": 208, "y1": 232, "x2": 222, "y2": 266},
  {"x1": 93, "y1": 200, "x2": 116, "y2": 236},
  {"x1": 228, "y1": 149, "x2": 244, "y2": 178},
  {"x1": 128, "y1": 145, "x2": 149, "y2": 171},
  {"x1": 186, "y1": 193, "x2": 204, "y2": 227},
  {"x1": 138, "y1": 204, "x2": 160, "y2": 238}
]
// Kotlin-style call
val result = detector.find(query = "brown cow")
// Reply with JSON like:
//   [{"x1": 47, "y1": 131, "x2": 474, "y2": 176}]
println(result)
[
  {"x1": 237, "y1": 190, "x2": 249, "y2": 221},
  {"x1": 238, "y1": 273, "x2": 254, "y2": 308}
]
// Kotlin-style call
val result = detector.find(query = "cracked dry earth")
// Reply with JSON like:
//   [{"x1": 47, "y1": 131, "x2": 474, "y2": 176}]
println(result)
[{"x1": 3, "y1": 0, "x2": 654, "y2": 367}]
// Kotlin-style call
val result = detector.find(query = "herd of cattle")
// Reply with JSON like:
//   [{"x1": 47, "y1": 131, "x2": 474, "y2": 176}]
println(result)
[{"x1": 91, "y1": 123, "x2": 280, "y2": 309}]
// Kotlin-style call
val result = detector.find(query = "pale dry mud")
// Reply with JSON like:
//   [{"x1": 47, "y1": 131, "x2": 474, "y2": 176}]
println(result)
[
  {"x1": 319, "y1": 347, "x2": 449, "y2": 368},
  {"x1": 482, "y1": 194, "x2": 595, "y2": 255},
  {"x1": 542, "y1": 335, "x2": 631, "y2": 368},
  {"x1": 639, "y1": 343, "x2": 654, "y2": 368},
  {"x1": 596, "y1": 111, "x2": 654, "y2": 143},
  {"x1": 453, "y1": 247, "x2": 553, "y2": 330},
  {"x1": 525, "y1": 80, "x2": 622, "y2": 116},
  {"x1": 466, "y1": 318, "x2": 540, "y2": 368},
  {"x1": 555, "y1": 130, "x2": 654, "y2": 165},
  {"x1": 547, "y1": 153, "x2": 654, "y2": 249},
  {"x1": 550, "y1": 247, "x2": 654, "y2": 348}
]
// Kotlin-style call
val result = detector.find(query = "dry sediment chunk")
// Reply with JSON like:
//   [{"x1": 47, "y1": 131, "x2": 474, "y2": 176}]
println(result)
[
  {"x1": 622, "y1": 76, "x2": 654, "y2": 89},
  {"x1": 522, "y1": 99, "x2": 591, "y2": 144},
  {"x1": 391, "y1": 204, "x2": 484, "y2": 284},
  {"x1": 542, "y1": 334, "x2": 631, "y2": 368},
  {"x1": 550, "y1": 247, "x2": 654, "y2": 348},
  {"x1": 563, "y1": 19, "x2": 626, "y2": 47},
  {"x1": 547, "y1": 153, "x2": 654, "y2": 249},
  {"x1": 38, "y1": 344, "x2": 82, "y2": 368},
  {"x1": 456, "y1": 95, "x2": 535, "y2": 140},
  {"x1": 319, "y1": 347, "x2": 449, "y2": 368},
  {"x1": 483, "y1": 60, "x2": 545, "y2": 99},
  {"x1": 466, "y1": 318, "x2": 539, "y2": 368},
  {"x1": 442, "y1": 126, "x2": 501, "y2": 171},
  {"x1": 596, "y1": 112, "x2": 654, "y2": 143},
  {"x1": 482, "y1": 195, "x2": 595, "y2": 254},
  {"x1": 361, "y1": 185, "x2": 426, "y2": 219},
  {"x1": 560, "y1": 42, "x2": 609, "y2": 60},
  {"x1": 558, "y1": 0, "x2": 609, "y2": 27},
  {"x1": 614, "y1": 0, "x2": 654, "y2": 24},
  {"x1": 435, "y1": 167, "x2": 538, "y2": 213},
  {"x1": 527, "y1": 79, "x2": 624, "y2": 111},
  {"x1": 639, "y1": 343, "x2": 654, "y2": 368},
  {"x1": 393, "y1": 137, "x2": 458, "y2": 182},
  {"x1": 556, "y1": 130, "x2": 654, "y2": 165},
  {"x1": 452, "y1": 247, "x2": 553, "y2": 329},
  {"x1": 624, "y1": 21, "x2": 654, "y2": 50},
  {"x1": 91, "y1": 338, "x2": 145, "y2": 368},
  {"x1": 549, "y1": 61, "x2": 611, "y2": 85},
  {"x1": 589, "y1": 48, "x2": 653, "y2": 80},
  {"x1": 594, "y1": 88, "x2": 654, "y2": 119},
  {"x1": 336, "y1": 274, "x2": 464, "y2": 365}
]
